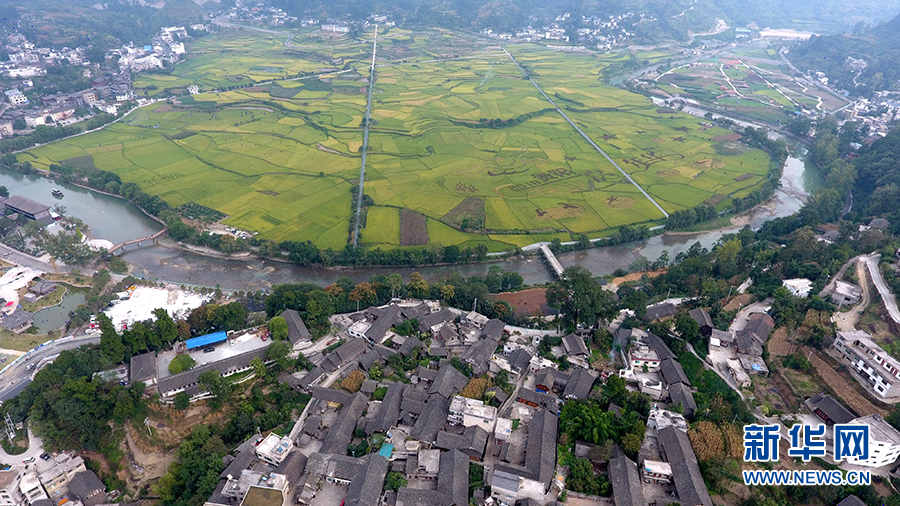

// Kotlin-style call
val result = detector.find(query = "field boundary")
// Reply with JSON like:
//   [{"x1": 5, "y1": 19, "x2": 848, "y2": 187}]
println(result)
[{"x1": 503, "y1": 47, "x2": 669, "y2": 219}]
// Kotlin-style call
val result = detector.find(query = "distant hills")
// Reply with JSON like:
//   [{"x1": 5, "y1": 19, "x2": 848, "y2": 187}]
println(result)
[
  {"x1": 2, "y1": 0, "x2": 900, "y2": 68},
  {"x1": 789, "y1": 12, "x2": 900, "y2": 95}
]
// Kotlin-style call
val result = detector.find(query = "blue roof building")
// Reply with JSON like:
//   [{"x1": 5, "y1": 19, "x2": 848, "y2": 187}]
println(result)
[{"x1": 185, "y1": 331, "x2": 227, "y2": 349}]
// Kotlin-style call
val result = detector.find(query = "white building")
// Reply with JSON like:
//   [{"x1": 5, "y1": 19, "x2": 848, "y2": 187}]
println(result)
[
  {"x1": 833, "y1": 330, "x2": 900, "y2": 398},
  {"x1": 841, "y1": 415, "x2": 900, "y2": 468},
  {"x1": 0, "y1": 470, "x2": 24, "y2": 506},
  {"x1": 255, "y1": 434, "x2": 293, "y2": 466},
  {"x1": 646, "y1": 407, "x2": 688, "y2": 435},
  {"x1": 628, "y1": 345, "x2": 660, "y2": 371},
  {"x1": 782, "y1": 278, "x2": 812, "y2": 298},
  {"x1": 448, "y1": 395, "x2": 497, "y2": 430},
  {"x1": 19, "y1": 472, "x2": 47, "y2": 503},
  {"x1": 322, "y1": 24, "x2": 351, "y2": 33},
  {"x1": 495, "y1": 417, "x2": 513, "y2": 441},
  {"x1": 4, "y1": 89, "x2": 27, "y2": 106}
]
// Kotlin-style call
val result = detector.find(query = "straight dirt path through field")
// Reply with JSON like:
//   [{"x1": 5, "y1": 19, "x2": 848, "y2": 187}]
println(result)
[
  {"x1": 352, "y1": 26, "x2": 379, "y2": 247},
  {"x1": 502, "y1": 47, "x2": 669, "y2": 219}
]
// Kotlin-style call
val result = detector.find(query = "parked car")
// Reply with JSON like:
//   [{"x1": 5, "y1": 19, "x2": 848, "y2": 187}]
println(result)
[
  {"x1": 203, "y1": 347, "x2": 215, "y2": 354},
  {"x1": 23, "y1": 457, "x2": 34, "y2": 464},
  {"x1": 39, "y1": 454, "x2": 50, "y2": 461}
]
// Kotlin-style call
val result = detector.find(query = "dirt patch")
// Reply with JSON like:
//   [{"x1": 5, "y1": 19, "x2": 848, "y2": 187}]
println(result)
[
  {"x1": 493, "y1": 288, "x2": 555, "y2": 317},
  {"x1": 611, "y1": 269, "x2": 667, "y2": 285},
  {"x1": 126, "y1": 423, "x2": 176, "y2": 487},
  {"x1": 545, "y1": 203, "x2": 585, "y2": 220},
  {"x1": 723, "y1": 294, "x2": 752, "y2": 312},
  {"x1": 768, "y1": 370, "x2": 800, "y2": 411},
  {"x1": 734, "y1": 173, "x2": 756, "y2": 182},
  {"x1": 317, "y1": 143, "x2": 350, "y2": 157},
  {"x1": 703, "y1": 194, "x2": 728, "y2": 206},
  {"x1": 808, "y1": 349, "x2": 888, "y2": 418},
  {"x1": 714, "y1": 142, "x2": 749, "y2": 156},
  {"x1": 656, "y1": 169, "x2": 681, "y2": 178},
  {"x1": 257, "y1": 190, "x2": 279, "y2": 196},
  {"x1": 400, "y1": 208, "x2": 429, "y2": 247},
  {"x1": 712, "y1": 133, "x2": 742, "y2": 142},
  {"x1": 442, "y1": 196, "x2": 485, "y2": 231},
  {"x1": 767, "y1": 328, "x2": 792, "y2": 358}
]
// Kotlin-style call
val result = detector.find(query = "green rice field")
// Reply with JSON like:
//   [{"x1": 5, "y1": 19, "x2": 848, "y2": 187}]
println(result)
[{"x1": 21, "y1": 28, "x2": 773, "y2": 251}]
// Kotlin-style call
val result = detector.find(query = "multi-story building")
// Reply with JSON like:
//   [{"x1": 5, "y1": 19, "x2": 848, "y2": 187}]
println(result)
[
  {"x1": 628, "y1": 344, "x2": 660, "y2": 371},
  {"x1": 448, "y1": 395, "x2": 497, "y2": 430},
  {"x1": 4, "y1": 89, "x2": 28, "y2": 106},
  {"x1": 20, "y1": 472, "x2": 48, "y2": 503},
  {"x1": 37, "y1": 453, "x2": 87, "y2": 498},
  {"x1": 833, "y1": 330, "x2": 900, "y2": 398},
  {"x1": 841, "y1": 415, "x2": 900, "y2": 468},
  {"x1": 0, "y1": 470, "x2": 24, "y2": 506},
  {"x1": 256, "y1": 434, "x2": 293, "y2": 466}
]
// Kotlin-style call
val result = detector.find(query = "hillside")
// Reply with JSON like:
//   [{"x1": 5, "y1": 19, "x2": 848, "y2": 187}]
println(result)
[{"x1": 790, "y1": 12, "x2": 900, "y2": 96}]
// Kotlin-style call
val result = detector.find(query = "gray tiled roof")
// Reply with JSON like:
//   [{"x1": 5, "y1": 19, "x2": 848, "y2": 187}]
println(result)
[
  {"x1": 658, "y1": 426, "x2": 712, "y2": 506},
  {"x1": 481, "y1": 319, "x2": 506, "y2": 340},
  {"x1": 609, "y1": 456, "x2": 644, "y2": 506},
  {"x1": 464, "y1": 338, "x2": 497, "y2": 375},
  {"x1": 410, "y1": 396, "x2": 449, "y2": 443},
  {"x1": 297, "y1": 366, "x2": 327, "y2": 390},
  {"x1": 366, "y1": 305, "x2": 402, "y2": 342},
  {"x1": 429, "y1": 365, "x2": 468, "y2": 399},
  {"x1": 807, "y1": 393, "x2": 855, "y2": 425},
  {"x1": 507, "y1": 348, "x2": 532, "y2": 374},
  {"x1": 563, "y1": 366, "x2": 596, "y2": 399},
  {"x1": 396, "y1": 488, "x2": 447, "y2": 506},
  {"x1": 274, "y1": 450, "x2": 308, "y2": 485},
  {"x1": 525, "y1": 408, "x2": 558, "y2": 485},
  {"x1": 689, "y1": 308, "x2": 714, "y2": 329},
  {"x1": 435, "y1": 425, "x2": 489, "y2": 459},
  {"x1": 367, "y1": 382, "x2": 405, "y2": 435},
  {"x1": 311, "y1": 386, "x2": 352, "y2": 406},
  {"x1": 646, "y1": 332, "x2": 676, "y2": 361},
  {"x1": 344, "y1": 454, "x2": 389, "y2": 506},
  {"x1": 419, "y1": 309, "x2": 455, "y2": 332},
  {"x1": 280, "y1": 309, "x2": 311, "y2": 345},
  {"x1": 1, "y1": 309, "x2": 32, "y2": 331},
  {"x1": 398, "y1": 337, "x2": 424, "y2": 357},
  {"x1": 646, "y1": 302, "x2": 676, "y2": 321},
  {"x1": 438, "y1": 450, "x2": 470, "y2": 506},
  {"x1": 323, "y1": 338, "x2": 369, "y2": 372},
  {"x1": 156, "y1": 345, "x2": 270, "y2": 396},
  {"x1": 668, "y1": 381, "x2": 696, "y2": 418},
  {"x1": 743, "y1": 313, "x2": 775, "y2": 342},
  {"x1": 837, "y1": 495, "x2": 868, "y2": 506},
  {"x1": 320, "y1": 393, "x2": 368, "y2": 454},
  {"x1": 660, "y1": 357, "x2": 690, "y2": 386},
  {"x1": 129, "y1": 352, "x2": 157, "y2": 384},
  {"x1": 68, "y1": 470, "x2": 106, "y2": 506},
  {"x1": 562, "y1": 334, "x2": 589, "y2": 356},
  {"x1": 2, "y1": 195, "x2": 50, "y2": 216}
]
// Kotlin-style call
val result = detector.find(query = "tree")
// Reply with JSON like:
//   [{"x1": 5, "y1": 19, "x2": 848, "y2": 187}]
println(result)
[
  {"x1": 440, "y1": 283, "x2": 455, "y2": 301},
  {"x1": 546, "y1": 266, "x2": 614, "y2": 327},
  {"x1": 249, "y1": 357, "x2": 266, "y2": 378},
  {"x1": 98, "y1": 313, "x2": 125, "y2": 367},
  {"x1": 173, "y1": 391, "x2": 190, "y2": 410},
  {"x1": 266, "y1": 340, "x2": 293, "y2": 371},
  {"x1": 408, "y1": 272, "x2": 429, "y2": 298},
  {"x1": 268, "y1": 316, "x2": 289, "y2": 340},
  {"x1": 0, "y1": 186, "x2": 8, "y2": 198},
  {"x1": 384, "y1": 471, "x2": 407, "y2": 491},
  {"x1": 168, "y1": 353, "x2": 196, "y2": 374}
]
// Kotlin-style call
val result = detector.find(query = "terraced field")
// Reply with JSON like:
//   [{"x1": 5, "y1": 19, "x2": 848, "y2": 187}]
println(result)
[{"x1": 21, "y1": 27, "x2": 772, "y2": 251}]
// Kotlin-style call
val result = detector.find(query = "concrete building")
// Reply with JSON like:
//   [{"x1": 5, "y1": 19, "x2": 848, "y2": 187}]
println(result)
[
  {"x1": 0, "y1": 470, "x2": 24, "y2": 506},
  {"x1": 833, "y1": 330, "x2": 900, "y2": 398},
  {"x1": 830, "y1": 281, "x2": 863, "y2": 306},
  {"x1": 641, "y1": 460, "x2": 673, "y2": 484},
  {"x1": 37, "y1": 453, "x2": 87, "y2": 498},
  {"x1": 841, "y1": 415, "x2": 900, "y2": 468},
  {"x1": 4, "y1": 89, "x2": 27, "y2": 106},
  {"x1": 448, "y1": 395, "x2": 497, "y2": 430},
  {"x1": 628, "y1": 345, "x2": 660, "y2": 371},
  {"x1": 256, "y1": 434, "x2": 293, "y2": 466},
  {"x1": 20, "y1": 472, "x2": 48, "y2": 503}
]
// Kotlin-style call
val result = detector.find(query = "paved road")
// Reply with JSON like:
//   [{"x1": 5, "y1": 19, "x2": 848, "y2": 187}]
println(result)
[
  {"x1": 0, "y1": 336, "x2": 100, "y2": 402},
  {"x1": 352, "y1": 27, "x2": 379, "y2": 247},
  {"x1": 0, "y1": 423, "x2": 44, "y2": 463},
  {"x1": 502, "y1": 47, "x2": 669, "y2": 219},
  {"x1": 835, "y1": 259, "x2": 870, "y2": 332},
  {"x1": 0, "y1": 244, "x2": 81, "y2": 275},
  {"x1": 728, "y1": 298, "x2": 774, "y2": 332},
  {"x1": 865, "y1": 254, "x2": 900, "y2": 324}
]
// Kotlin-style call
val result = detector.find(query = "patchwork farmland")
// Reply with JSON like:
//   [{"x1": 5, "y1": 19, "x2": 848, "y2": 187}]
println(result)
[{"x1": 21, "y1": 28, "x2": 772, "y2": 251}]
